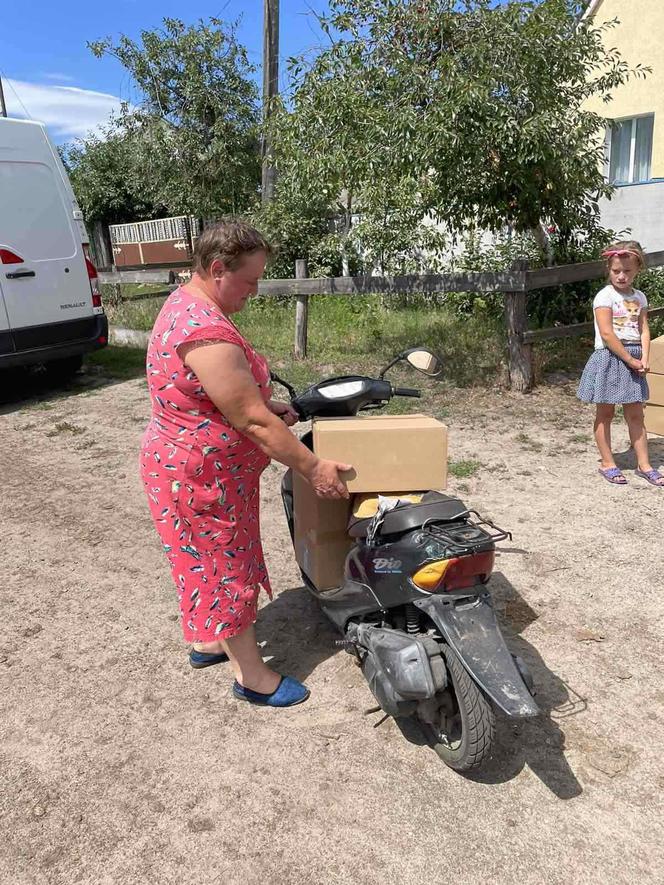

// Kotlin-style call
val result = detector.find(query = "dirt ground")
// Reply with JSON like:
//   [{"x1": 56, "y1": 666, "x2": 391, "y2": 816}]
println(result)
[{"x1": 1, "y1": 360, "x2": 663, "y2": 885}]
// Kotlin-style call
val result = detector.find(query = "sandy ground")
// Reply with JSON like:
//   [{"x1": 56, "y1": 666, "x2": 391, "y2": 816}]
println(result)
[{"x1": 1, "y1": 362, "x2": 663, "y2": 885}]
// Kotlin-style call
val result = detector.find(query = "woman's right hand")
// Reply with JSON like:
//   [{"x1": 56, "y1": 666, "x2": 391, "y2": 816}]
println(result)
[
  {"x1": 629, "y1": 357, "x2": 646, "y2": 374},
  {"x1": 306, "y1": 458, "x2": 352, "y2": 499}
]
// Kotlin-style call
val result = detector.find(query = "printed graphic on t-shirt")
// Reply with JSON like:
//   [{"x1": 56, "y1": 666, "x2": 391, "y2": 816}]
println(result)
[
  {"x1": 612, "y1": 296, "x2": 643, "y2": 338},
  {"x1": 593, "y1": 286, "x2": 647, "y2": 349}
]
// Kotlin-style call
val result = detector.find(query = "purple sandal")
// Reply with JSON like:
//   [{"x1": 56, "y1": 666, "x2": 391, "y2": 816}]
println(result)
[
  {"x1": 635, "y1": 468, "x2": 664, "y2": 487},
  {"x1": 598, "y1": 467, "x2": 627, "y2": 485}
]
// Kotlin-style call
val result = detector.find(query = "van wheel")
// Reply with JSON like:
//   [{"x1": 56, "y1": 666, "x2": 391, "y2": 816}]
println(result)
[{"x1": 46, "y1": 355, "x2": 83, "y2": 380}]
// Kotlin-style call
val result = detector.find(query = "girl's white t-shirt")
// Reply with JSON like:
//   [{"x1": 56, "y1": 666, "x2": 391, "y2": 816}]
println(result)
[{"x1": 593, "y1": 285, "x2": 648, "y2": 350}]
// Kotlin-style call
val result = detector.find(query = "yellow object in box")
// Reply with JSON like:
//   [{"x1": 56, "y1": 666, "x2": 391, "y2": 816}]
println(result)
[
  {"x1": 313, "y1": 414, "x2": 448, "y2": 493},
  {"x1": 352, "y1": 492, "x2": 425, "y2": 519},
  {"x1": 292, "y1": 471, "x2": 353, "y2": 590}
]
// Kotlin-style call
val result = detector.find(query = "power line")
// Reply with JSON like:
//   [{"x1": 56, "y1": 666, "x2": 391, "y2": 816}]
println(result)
[{"x1": 0, "y1": 70, "x2": 34, "y2": 120}]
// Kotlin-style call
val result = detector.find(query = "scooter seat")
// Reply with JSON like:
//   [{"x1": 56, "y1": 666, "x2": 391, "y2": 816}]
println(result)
[{"x1": 347, "y1": 491, "x2": 468, "y2": 539}]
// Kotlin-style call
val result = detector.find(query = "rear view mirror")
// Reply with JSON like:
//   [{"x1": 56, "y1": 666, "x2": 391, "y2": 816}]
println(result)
[{"x1": 404, "y1": 348, "x2": 442, "y2": 377}]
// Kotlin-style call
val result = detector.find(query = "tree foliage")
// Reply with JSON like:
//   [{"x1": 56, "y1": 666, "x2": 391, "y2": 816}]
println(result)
[
  {"x1": 87, "y1": 17, "x2": 261, "y2": 218},
  {"x1": 270, "y1": 0, "x2": 647, "y2": 270},
  {"x1": 62, "y1": 130, "x2": 162, "y2": 225}
]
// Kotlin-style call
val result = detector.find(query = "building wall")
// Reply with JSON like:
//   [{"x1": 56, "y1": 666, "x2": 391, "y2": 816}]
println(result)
[
  {"x1": 584, "y1": 0, "x2": 664, "y2": 178},
  {"x1": 597, "y1": 181, "x2": 664, "y2": 250}
]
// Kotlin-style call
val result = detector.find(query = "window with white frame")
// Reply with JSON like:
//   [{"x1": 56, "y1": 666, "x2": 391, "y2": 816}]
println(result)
[{"x1": 608, "y1": 115, "x2": 654, "y2": 184}]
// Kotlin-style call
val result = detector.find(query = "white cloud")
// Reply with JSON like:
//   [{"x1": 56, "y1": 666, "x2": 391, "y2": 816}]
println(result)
[
  {"x1": 42, "y1": 73, "x2": 77, "y2": 83},
  {"x1": 4, "y1": 78, "x2": 124, "y2": 141}
]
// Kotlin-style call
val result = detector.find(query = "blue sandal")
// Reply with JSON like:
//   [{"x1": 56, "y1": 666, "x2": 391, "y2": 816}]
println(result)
[
  {"x1": 598, "y1": 467, "x2": 627, "y2": 485},
  {"x1": 635, "y1": 468, "x2": 664, "y2": 487},
  {"x1": 189, "y1": 648, "x2": 230, "y2": 669},
  {"x1": 232, "y1": 676, "x2": 310, "y2": 707}
]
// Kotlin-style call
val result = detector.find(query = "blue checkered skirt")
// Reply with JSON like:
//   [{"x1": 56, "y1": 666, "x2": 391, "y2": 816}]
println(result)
[{"x1": 577, "y1": 343, "x2": 649, "y2": 404}]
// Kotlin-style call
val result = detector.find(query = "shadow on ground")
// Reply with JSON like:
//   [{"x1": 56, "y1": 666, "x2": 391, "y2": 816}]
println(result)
[
  {"x1": 393, "y1": 572, "x2": 584, "y2": 797},
  {"x1": 254, "y1": 585, "x2": 340, "y2": 682},
  {"x1": 0, "y1": 346, "x2": 146, "y2": 415},
  {"x1": 615, "y1": 438, "x2": 664, "y2": 472},
  {"x1": 265, "y1": 570, "x2": 585, "y2": 798}
]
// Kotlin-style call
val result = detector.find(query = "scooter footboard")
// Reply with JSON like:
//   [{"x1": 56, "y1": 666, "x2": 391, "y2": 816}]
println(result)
[{"x1": 414, "y1": 593, "x2": 539, "y2": 718}]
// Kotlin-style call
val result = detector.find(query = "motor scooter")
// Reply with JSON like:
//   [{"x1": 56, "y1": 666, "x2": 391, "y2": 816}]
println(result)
[{"x1": 274, "y1": 348, "x2": 538, "y2": 772}]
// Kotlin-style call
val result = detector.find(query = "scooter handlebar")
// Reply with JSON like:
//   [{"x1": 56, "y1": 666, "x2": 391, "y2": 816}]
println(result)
[{"x1": 392, "y1": 387, "x2": 421, "y2": 398}]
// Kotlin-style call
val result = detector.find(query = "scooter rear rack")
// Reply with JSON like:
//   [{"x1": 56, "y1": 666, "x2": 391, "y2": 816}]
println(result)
[{"x1": 422, "y1": 511, "x2": 511, "y2": 556}]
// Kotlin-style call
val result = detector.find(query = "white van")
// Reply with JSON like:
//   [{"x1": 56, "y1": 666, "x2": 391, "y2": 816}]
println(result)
[{"x1": 0, "y1": 117, "x2": 107, "y2": 376}]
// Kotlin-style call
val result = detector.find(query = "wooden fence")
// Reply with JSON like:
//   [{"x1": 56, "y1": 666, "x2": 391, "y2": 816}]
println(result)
[{"x1": 99, "y1": 248, "x2": 664, "y2": 393}]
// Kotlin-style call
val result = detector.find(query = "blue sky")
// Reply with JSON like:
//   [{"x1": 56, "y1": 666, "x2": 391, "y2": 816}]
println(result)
[{"x1": 1, "y1": 0, "x2": 331, "y2": 144}]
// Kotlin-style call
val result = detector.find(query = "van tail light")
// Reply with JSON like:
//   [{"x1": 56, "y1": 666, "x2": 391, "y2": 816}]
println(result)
[
  {"x1": 0, "y1": 248, "x2": 24, "y2": 264},
  {"x1": 83, "y1": 245, "x2": 103, "y2": 308},
  {"x1": 412, "y1": 550, "x2": 495, "y2": 593}
]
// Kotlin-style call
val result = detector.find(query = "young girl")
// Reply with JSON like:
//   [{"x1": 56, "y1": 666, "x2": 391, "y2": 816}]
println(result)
[{"x1": 577, "y1": 240, "x2": 663, "y2": 486}]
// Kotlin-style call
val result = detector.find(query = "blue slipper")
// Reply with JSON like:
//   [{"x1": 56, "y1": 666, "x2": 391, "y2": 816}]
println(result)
[
  {"x1": 635, "y1": 468, "x2": 664, "y2": 487},
  {"x1": 232, "y1": 676, "x2": 310, "y2": 707},
  {"x1": 189, "y1": 648, "x2": 230, "y2": 669}
]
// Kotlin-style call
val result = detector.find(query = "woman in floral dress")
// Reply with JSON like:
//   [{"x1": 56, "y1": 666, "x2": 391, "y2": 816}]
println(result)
[{"x1": 140, "y1": 221, "x2": 350, "y2": 708}]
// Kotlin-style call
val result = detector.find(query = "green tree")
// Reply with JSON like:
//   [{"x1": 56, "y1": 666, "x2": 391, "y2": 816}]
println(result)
[
  {"x1": 62, "y1": 130, "x2": 160, "y2": 225},
  {"x1": 62, "y1": 130, "x2": 163, "y2": 267},
  {"x1": 89, "y1": 17, "x2": 261, "y2": 217},
  {"x1": 270, "y1": 0, "x2": 646, "y2": 270}
]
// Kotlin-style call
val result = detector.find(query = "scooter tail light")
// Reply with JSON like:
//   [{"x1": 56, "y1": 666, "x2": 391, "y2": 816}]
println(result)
[
  {"x1": 412, "y1": 560, "x2": 452, "y2": 591},
  {"x1": 412, "y1": 550, "x2": 495, "y2": 593}
]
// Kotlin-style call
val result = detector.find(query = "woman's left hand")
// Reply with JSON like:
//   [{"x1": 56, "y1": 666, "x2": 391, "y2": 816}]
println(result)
[{"x1": 268, "y1": 399, "x2": 299, "y2": 426}]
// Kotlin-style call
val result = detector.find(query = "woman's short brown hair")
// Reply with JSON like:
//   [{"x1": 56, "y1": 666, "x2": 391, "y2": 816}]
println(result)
[{"x1": 193, "y1": 219, "x2": 272, "y2": 274}]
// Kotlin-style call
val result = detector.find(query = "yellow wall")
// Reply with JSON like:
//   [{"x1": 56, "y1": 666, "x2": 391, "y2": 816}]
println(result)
[{"x1": 584, "y1": 0, "x2": 664, "y2": 178}]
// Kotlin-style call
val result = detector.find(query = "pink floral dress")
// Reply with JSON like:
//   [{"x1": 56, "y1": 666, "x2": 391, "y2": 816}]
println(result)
[{"x1": 140, "y1": 287, "x2": 273, "y2": 642}]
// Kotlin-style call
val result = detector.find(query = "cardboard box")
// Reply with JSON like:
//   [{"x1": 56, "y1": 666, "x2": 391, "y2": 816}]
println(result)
[
  {"x1": 644, "y1": 402, "x2": 664, "y2": 436},
  {"x1": 645, "y1": 369, "x2": 664, "y2": 435},
  {"x1": 313, "y1": 414, "x2": 448, "y2": 493},
  {"x1": 648, "y1": 335, "x2": 664, "y2": 375},
  {"x1": 293, "y1": 470, "x2": 354, "y2": 590},
  {"x1": 646, "y1": 371, "x2": 664, "y2": 406}
]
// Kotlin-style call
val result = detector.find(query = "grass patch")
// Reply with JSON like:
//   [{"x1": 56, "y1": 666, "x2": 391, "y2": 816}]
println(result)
[
  {"x1": 448, "y1": 459, "x2": 482, "y2": 478},
  {"x1": 101, "y1": 283, "x2": 173, "y2": 303},
  {"x1": 103, "y1": 290, "x2": 596, "y2": 391},
  {"x1": 106, "y1": 293, "x2": 505, "y2": 389},
  {"x1": 515, "y1": 432, "x2": 543, "y2": 453},
  {"x1": 84, "y1": 346, "x2": 146, "y2": 380},
  {"x1": 46, "y1": 421, "x2": 86, "y2": 437}
]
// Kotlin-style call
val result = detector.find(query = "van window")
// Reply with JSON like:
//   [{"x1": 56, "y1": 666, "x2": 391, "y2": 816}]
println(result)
[{"x1": 0, "y1": 161, "x2": 76, "y2": 261}]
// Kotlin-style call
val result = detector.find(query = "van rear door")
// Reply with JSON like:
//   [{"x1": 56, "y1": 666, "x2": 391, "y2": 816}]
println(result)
[
  {"x1": 0, "y1": 120, "x2": 93, "y2": 345},
  {"x1": 0, "y1": 284, "x2": 11, "y2": 356}
]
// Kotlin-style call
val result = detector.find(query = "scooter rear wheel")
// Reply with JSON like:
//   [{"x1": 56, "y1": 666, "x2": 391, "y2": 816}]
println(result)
[{"x1": 419, "y1": 645, "x2": 495, "y2": 772}]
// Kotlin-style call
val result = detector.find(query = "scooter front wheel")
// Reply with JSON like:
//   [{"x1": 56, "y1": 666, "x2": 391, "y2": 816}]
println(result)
[{"x1": 419, "y1": 645, "x2": 495, "y2": 772}]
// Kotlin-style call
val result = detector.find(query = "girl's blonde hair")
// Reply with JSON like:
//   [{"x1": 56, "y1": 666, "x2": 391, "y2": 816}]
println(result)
[{"x1": 602, "y1": 239, "x2": 646, "y2": 272}]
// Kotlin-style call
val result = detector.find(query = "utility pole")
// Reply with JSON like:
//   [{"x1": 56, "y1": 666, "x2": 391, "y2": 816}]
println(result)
[
  {"x1": 0, "y1": 75, "x2": 7, "y2": 118},
  {"x1": 261, "y1": 0, "x2": 279, "y2": 205}
]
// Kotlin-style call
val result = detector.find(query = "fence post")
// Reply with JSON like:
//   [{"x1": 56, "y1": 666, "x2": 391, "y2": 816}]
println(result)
[
  {"x1": 294, "y1": 259, "x2": 309, "y2": 359},
  {"x1": 505, "y1": 260, "x2": 533, "y2": 393}
]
